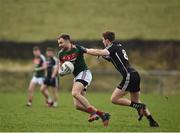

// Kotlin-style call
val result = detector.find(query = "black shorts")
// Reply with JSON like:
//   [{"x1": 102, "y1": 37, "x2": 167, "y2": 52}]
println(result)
[
  {"x1": 75, "y1": 79, "x2": 88, "y2": 91},
  {"x1": 117, "y1": 72, "x2": 140, "y2": 93},
  {"x1": 44, "y1": 77, "x2": 59, "y2": 88}
]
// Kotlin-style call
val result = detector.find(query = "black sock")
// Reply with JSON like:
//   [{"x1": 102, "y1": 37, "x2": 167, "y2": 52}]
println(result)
[
  {"x1": 147, "y1": 115, "x2": 154, "y2": 121},
  {"x1": 130, "y1": 101, "x2": 145, "y2": 109}
]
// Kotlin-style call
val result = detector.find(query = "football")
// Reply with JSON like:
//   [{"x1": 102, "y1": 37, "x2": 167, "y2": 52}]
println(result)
[{"x1": 61, "y1": 61, "x2": 74, "y2": 74}]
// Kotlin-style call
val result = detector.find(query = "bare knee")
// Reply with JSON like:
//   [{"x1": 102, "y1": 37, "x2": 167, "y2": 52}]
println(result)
[
  {"x1": 40, "y1": 87, "x2": 43, "y2": 92},
  {"x1": 111, "y1": 96, "x2": 118, "y2": 104},
  {"x1": 72, "y1": 91, "x2": 80, "y2": 98},
  {"x1": 28, "y1": 87, "x2": 34, "y2": 93}
]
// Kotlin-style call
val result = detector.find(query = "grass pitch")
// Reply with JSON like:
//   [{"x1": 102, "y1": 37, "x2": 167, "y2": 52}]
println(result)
[{"x1": 0, "y1": 92, "x2": 180, "y2": 132}]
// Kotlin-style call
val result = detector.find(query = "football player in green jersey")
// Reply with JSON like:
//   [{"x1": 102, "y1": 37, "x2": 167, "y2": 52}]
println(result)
[
  {"x1": 26, "y1": 46, "x2": 53, "y2": 107},
  {"x1": 57, "y1": 34, "x2": 110, "y2": 127}
]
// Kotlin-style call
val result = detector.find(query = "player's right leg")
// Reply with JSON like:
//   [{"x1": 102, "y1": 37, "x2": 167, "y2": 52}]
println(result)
[
  {"x1": 72, "y1": 82, "x2": 110, "y2": 126},
  {"x1": 72, "y1": 70, "x2": 110, "y2": 126},
  {"x1": 26, "y1": 78, "x2": 36, "y2": 107},
  {"x1": 52, "y1": 87, "x2": 58, "y2": 107},
  {"x1": 130, "y1": 91, "x2": 146, "y2": 121},
  {"x1": 52, "y1": 77, "x2": 59, "y2": 107},
  {"x1": 73, "y1": 90, "x2": 89, "y2": 112},
  {"x1": 72, "y1": 81, "x2": 97, "y2": 113},
  {"x1": 73, "y1": 89, "x2": 101, "y2": 122}
]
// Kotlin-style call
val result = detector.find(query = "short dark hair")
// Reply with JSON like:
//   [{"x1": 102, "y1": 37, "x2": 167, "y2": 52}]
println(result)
[
  {"x1": 57, "y1": 34, "x2": 70, "y2": 40},
  {"x1": 33, "y1": 46, "x2": 40, "y2": 51},
  {"x1": 46, "y1": 47, "x2": 54, "y2": 52},
  {"x1": 102, "y1": 31, "x2": 115, "y2": 42}
]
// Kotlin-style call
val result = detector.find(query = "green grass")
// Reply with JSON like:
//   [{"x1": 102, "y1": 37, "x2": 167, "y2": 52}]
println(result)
[
  {"x1": 0, "y1": 92, "x2": 180, "y2": 132},
  {"x1": 0, "y1": 0, "x2": 180, "y2": 41}
]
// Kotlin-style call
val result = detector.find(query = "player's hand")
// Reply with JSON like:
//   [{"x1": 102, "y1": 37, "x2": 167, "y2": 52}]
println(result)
[
  {"x1": 76, "y1": 45, "x2": 87, "y2": 53},
  {"x1": 50, "y1": 77, "x2": 55, "y2": 84},
  {"x1": 59, "y1": 65, "x2": 71, "y2": 76},
  {"x1": 102, "y1": 55, "x2": 111, "y2": 62},
  {"x1": 34, "y1": 67, "x2": 40, "y2": 71}
]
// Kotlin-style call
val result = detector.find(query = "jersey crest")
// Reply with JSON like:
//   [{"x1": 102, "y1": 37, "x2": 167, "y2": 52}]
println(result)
[{"x1": 61, "y1": 53, "x2": 79, "y2": 62}]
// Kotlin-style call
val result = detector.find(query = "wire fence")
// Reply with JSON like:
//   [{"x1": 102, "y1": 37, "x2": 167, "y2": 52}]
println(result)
[
  {"x1": 0, "y1": 70, "x2": 179, "y2": 94},
  {"x1": 92, "y1": 70, "x2": 180, "y2": 95}
]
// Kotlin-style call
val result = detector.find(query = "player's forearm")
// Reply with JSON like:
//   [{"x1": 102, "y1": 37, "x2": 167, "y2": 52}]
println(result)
[
  {"x1": 86, "y1": 49, "x2": 106, "y2": 56},
  {"x1": 34, "y1": 64, "x2": 47, "y2": 71}
]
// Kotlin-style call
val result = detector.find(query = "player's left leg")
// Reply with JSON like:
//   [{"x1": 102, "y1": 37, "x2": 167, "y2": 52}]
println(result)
[
  {"x1": 110, "y1": 88, "x2": 129, "y2": 105},
  {"x1": 26, "y1": 80, "x2": 36, "y2": 107},
  {"x1": 130, "y1": 92, "x2": 159, "y2": 127}
]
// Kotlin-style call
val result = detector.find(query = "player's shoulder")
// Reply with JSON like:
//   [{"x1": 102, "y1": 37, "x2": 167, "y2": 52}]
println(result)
[
  {"x1": 53, "y1": 56, "x2": 58, "y2": 62},
  {"x1": 73, "y1": 44, "x2": 80, "y2": 50},
  {"x1": 52, "y1": 56, "x2": 59, "y2": 65},
  {"x1": 40, "y1": 54, "x2": 46, "y2": 62},
  {"x1": 106, "y1": 42, "x2": 122, "y2": 52},
  {"x1": 58, "y1": 49, "x2": 65, "y2": 57},
  {"x1": 113, "y1": 42, "x2": 122, "y2": 47},
  {"x1": 73, "y1": 44, "x2": 84, "y2": 54},
  {"x1": 58, "y1": 49, "x2": 64, "y2": 54}
]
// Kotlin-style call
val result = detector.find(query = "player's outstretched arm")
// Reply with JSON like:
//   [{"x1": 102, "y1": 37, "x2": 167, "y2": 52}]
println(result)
[
  {"x1": 76, "y1": 45, "x2": 109, "y2": 56},
  {"x1": 86, "y1": 48, "x2": 109, "y2": 56}
]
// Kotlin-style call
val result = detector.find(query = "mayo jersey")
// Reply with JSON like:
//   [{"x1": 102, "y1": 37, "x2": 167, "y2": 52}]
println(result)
[
  {"x1": 33, "y1": 54, "x2": 46, "y2": 77},
  {"x1": 58, "y1": 45, "x2": 88, "y2": 77}
]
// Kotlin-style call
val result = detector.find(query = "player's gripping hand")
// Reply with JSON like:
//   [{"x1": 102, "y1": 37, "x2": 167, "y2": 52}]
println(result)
[
  {"x1": 102, "y1": 55, "x2": 111, "y2": 62},
  {"x1": 50, "y1": 77, "x2": 55, "y2": 84},
  {"x1": 76, "y1": 45, "x2": 87, "y2": 53},
  {"x1": 96, "y1": 55, "x2": 111, "y2": 62},
  {"x1": 34, "y1": 67, "x2": 40, "y2": 71},
  {"x1": 59, "y1": 64, "x2": 71, "y2": 76}
]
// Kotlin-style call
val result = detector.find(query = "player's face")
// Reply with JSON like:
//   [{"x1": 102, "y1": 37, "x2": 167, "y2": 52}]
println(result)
[
  {"x1": 102, "y1": 37, "x2": 109, "y2": 47},
  {"x1": 33, "y1": 50, "x2": 41, "y2": 57},
  {"x1": 46, "y1": 51, "x2": 53, "y2": 57},
  {"x1": 58, "y1": 38, "x2": 69, "y2": 49}
]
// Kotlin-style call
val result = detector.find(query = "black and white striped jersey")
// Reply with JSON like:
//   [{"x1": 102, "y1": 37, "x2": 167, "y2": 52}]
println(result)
[{"x1": 105, "y1": 42, "x2": 136, "y2": 77}]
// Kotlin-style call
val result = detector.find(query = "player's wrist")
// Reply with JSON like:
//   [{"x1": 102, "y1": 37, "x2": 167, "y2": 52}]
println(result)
[
  {"x1": 76, "y1": 45, "x2": 87, "y2": 53},
  {"x1": 51, "y1": 76, "x2": 55, "y2": 79},
  {"x1": 34, "y1": 67, "x2": 40, "y2": 71}
]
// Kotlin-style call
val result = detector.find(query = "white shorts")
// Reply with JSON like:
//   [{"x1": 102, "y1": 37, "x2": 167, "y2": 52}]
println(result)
[
  {"x1": 31, "y1": 76, "x2": 44, "y2": 85},
  {"x1": 74, "y1": 70, "x2": 92, "y2": 89}
]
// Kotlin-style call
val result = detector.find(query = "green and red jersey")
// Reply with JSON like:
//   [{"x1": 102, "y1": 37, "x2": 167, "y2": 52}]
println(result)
[
  {"x1": 58, "y1": 45, "x2": 88, "y2": 77},
  {"x1": 33, "y1": 54, "x2": 46, "y2": 77}
]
